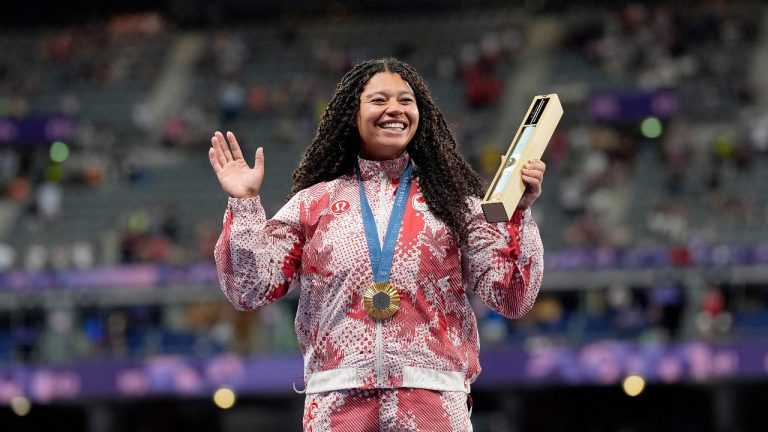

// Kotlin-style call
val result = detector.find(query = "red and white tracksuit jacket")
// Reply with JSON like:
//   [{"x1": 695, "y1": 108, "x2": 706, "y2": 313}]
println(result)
[{"x1": 214, "y1": 155, "x2": 543, "y2": 396}]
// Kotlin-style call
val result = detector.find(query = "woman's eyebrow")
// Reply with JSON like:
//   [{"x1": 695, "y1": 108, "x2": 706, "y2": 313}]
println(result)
[{"x1": 363, "y1": 90, "x2": 415, "y2": 98}]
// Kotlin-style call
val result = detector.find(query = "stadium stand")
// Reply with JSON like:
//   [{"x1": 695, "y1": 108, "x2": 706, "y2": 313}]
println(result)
[{"x1": 2, "y1": 2, "x2": 768, "y2": 431}]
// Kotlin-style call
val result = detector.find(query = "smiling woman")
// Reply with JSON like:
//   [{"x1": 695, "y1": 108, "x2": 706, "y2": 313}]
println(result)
[
  {"x1": 208, "y1": 57, "x2": 546, "y2": 432},
  {"x1": 355, "y1": 72, "x2": 419, "y2": 160}
]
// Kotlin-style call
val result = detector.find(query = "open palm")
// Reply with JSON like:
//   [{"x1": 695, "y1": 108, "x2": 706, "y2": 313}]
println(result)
[{"x1": 209, "y1": 131, "x2": 264, "y2": 198}]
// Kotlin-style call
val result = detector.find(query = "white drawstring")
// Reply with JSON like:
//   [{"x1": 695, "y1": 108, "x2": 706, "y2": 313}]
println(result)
[{"x1": 292, "y1": 377, "x2": 306, "y2": 394}]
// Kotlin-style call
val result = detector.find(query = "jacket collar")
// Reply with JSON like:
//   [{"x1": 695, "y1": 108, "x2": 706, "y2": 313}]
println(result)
[{"x1": 356, "y1": 153, "x2": 411, "y2": 181}]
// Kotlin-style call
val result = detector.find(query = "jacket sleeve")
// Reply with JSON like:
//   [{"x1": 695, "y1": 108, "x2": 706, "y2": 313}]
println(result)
[
  {"x1": 461, "y1": 198, "x2": 543, "y2": 319},
  {"x1": 214, "y1": 194, "x2": 305, "y2": 311}
]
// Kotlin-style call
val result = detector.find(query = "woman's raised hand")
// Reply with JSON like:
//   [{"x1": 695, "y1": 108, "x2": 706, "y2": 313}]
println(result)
[
  {"x1": 518, "y1": 159, "x2": 546, "y2": 210},
  {"x1": 499, "y1": 155, "x2": 546, "y2": 210},
  {"x1": 209, "y1": 131, "x2": 264, "y2": 198}
]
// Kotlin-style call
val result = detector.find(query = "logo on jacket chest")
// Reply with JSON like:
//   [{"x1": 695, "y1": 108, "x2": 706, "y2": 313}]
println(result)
[
  {"x1": 412, "y1": 193, "x2": 428, "y2": 213},
  {"x1": 330, "y1": 200, "x2": 351, "y2": 214}
]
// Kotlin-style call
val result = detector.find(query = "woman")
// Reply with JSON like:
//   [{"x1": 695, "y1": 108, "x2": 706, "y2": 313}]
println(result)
[{"x1": 209, "y1": 58, "x2": 545, "y2": 432}]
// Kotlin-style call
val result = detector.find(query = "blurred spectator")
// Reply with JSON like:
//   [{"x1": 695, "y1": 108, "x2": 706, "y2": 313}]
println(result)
[
  {"x1": 217, "y1": 76, "x2": 246, "y2": 123},
  {"x1": 647, "y1": 199, "x2": 689, "y2": 243},
  {"x1": 695, "y1": 284, "x2": 732, "y2": 339},
  {"x1": 35, "y1": 182, "x2": 63, "y2": 220},
  {"x1": 463, "y1": 59, "x2": 502, "y2": 108},
  {"x1": 648, "y1": 281, "x2": 684, "y2": 340},
  {"x1": 0, "y1": 149, "x2": 20, "y2": 185},
  {"x1": 39, "y1": 309, "x2": 82, "y2": 364},
  {"x1": 247, "y1": 84, "x2": 268, "y2": 116},
  {"x1": 0, "y1": 242, "x2": 15, "y2": 271},
  {"x1": 71, "y1": 241, "x2": 95, "y2": 268},
  {"x1": 24, "y1": 244, "x2": 49, "y2": 271}
]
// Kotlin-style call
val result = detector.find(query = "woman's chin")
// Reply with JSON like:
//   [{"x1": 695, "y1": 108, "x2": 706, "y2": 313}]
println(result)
[{"x1": 360, "y1": 145, "x2": 408, "y2": 160}]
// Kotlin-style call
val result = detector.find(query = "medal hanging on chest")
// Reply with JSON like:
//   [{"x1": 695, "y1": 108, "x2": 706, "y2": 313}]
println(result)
[
  {"x1": 356, "y1": 161, "x2": 412, "y2": 320},
  {"x1": 363, "y1": 282, "x2": 400, "y2": 320}
]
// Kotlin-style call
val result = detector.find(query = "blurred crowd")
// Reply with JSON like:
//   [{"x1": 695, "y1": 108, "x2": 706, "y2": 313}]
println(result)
[
  {"x1": 4, "y1": 278, "x2": 768, "y2": 364},
  {"x1": 1, "y1": 3, "x2": 768, "y2": 365},
  {"x1": 0, "y1": 13, "x2": 174, "y2": 271},
  {"x1": 544, "y1": 3, "x2": 768, "y2": 250}
]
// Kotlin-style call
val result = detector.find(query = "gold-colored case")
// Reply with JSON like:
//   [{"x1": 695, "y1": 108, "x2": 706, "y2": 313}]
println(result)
[{"x1": 481, "y1": 94, "x2": 563, "y2": 222}]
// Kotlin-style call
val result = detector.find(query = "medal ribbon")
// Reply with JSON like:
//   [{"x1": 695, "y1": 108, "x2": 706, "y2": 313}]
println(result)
[{"x1": 356, "y1": 160, "x2": 413, "y2": 283}]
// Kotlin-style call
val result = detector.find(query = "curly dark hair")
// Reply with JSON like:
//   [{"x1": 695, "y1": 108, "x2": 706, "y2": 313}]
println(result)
[{"x1": 289, "y1": 57, "x2": 483, "y2": 246}]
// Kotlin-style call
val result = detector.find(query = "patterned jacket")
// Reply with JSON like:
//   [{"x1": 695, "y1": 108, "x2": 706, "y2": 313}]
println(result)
[{"x1": 214, "y1": 155, "x2": 543, "y2": 394}]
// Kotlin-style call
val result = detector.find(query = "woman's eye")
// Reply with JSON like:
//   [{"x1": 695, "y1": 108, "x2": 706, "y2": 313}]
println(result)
[{"x1": 371, "y1": 98, "x2": 386, "y2": 103}]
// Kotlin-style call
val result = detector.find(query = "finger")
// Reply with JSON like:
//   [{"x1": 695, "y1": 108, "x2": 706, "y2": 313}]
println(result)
[
  {"x1": 208, "y1": 146, "x2": 222, "y2": 174},
  {"x1": 254, "y1": 147, "x2": 264, "y2": 172},
  {"x1": 523, "y1": 161, "x2": 545, "y2": 180},
  {"x1": 227, "y1": 131, "x2": 245, "y2": 161},
  {"x1": 522, "y1": 167, "x2": 544, "y2": 182},
  {"x1": 521, "y1": 172, "x2": 541, "y2": 185},
  {"x1": 521, "y1": 170, "x2": 541, "y2": 183},
  {"x1": 213, "y1": 133, "x2": 228, "y2": 166},
  {"x1": 525, "y1": 159, "x2": 546, "y2": 173},
  {"x1": 217, "y1": 131, "x2": 234, "y2": 162}
]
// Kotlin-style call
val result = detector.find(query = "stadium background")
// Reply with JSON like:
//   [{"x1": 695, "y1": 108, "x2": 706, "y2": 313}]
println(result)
[{"x1": 2, "y1": 0, "x2": 768, "y2": 430}]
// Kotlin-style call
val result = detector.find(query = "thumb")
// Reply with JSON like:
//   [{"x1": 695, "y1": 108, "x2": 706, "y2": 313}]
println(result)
[{"x1": 254, "y1": 147, "x2": 264, "y2": 171}]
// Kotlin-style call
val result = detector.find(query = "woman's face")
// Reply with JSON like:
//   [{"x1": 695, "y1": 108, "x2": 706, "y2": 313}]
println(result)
[{"x1": 355, "y1": 72, "x2": 419, "y2": 160}]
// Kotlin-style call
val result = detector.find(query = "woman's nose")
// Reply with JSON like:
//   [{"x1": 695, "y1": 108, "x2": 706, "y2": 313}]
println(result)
[{"x1": 385, "y1": 102, "x2": 404, "y2": 115}]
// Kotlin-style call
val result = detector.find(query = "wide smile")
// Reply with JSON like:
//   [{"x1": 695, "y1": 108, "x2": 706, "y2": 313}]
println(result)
[{"x1": 377, "y1": 121, "x2": 408, "y2": 134}]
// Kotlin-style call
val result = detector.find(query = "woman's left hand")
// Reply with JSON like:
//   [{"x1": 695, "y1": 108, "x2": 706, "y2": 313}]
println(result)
[{"x1": 517, "y1": 159, "x2": 546, "y2": 210}]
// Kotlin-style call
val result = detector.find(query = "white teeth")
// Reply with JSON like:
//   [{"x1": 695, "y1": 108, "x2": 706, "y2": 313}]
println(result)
[{"x1": 379, "y1": 122, "x2": 405, "y2": 130}]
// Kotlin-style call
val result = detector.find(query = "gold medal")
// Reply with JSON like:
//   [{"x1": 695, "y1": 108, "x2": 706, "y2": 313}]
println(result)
[{"x1": 363, "y1": 282, "x2": 400, "y2": 319}]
